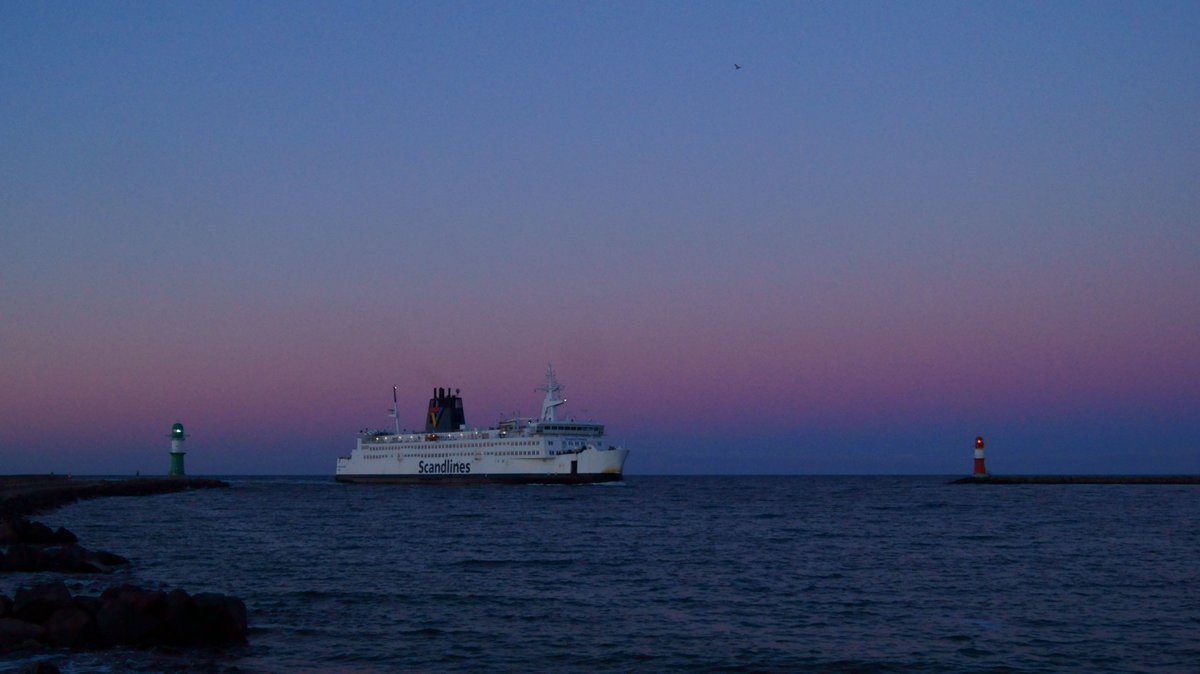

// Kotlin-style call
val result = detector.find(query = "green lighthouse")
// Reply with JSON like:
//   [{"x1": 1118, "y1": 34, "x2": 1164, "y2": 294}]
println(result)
[{"x1": 168, "y1": 422, "x2": 187, "y2": 476}]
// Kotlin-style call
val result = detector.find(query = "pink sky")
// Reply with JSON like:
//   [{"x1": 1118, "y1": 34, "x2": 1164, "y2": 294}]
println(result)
[{"x1": 2, "y1": 3, "x2": 1197, "y2": 475}]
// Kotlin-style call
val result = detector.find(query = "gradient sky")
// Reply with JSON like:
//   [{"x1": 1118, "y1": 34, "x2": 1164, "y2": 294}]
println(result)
[{"x1": 2, "y1": 1, "x2": 1197, "y2": 475}]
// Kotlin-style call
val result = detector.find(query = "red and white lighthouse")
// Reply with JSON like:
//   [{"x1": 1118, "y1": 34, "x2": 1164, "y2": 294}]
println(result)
[{"x1": 973, "y1": 436, "x2": 987, "y2": 476}]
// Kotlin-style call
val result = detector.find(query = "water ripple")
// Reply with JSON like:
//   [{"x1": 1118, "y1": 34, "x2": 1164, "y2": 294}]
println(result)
[{"x1": 8, "y1": 476, "x2": 1197, "y2": 673}]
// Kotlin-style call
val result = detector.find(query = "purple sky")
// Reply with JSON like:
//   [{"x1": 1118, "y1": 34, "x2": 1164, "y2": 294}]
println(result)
[{"x1": 2, "y1": 2, "x2": 1197, "y2": 475}]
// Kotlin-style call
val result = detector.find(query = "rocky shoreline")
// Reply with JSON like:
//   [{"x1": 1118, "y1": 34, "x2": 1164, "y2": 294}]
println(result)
[
  {"x1": 0, "y1": 475, "x2": 244, "y2": 668},
  {"x1": 2, "y1": 581, "x2": 247, "y2": 652},
  {"x1": 1, "y1": 516, "x2": 130, "y2": 574}
]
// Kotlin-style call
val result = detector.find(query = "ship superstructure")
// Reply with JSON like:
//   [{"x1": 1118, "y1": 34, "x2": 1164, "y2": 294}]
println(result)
[{"x1": 335, "y1": 366, "x2": 629, "y2": 484}]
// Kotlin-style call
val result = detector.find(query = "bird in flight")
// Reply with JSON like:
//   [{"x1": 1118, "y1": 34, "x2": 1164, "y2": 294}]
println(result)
[{"x1": 734, "y1": 63, "x2": 742, "y2": 70}]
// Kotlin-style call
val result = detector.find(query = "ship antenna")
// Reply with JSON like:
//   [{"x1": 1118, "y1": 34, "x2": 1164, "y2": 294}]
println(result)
[
  {"x1": 389, "y1": 386, "x2": 401, "y2": 435},
  {"x1": 537, "y1": 364, "x2": 567, "y2": 422}
]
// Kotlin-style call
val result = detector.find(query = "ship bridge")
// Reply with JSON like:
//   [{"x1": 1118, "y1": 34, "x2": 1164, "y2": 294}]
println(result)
[{"x1": 536, "y1": 422, "x2": 604, "y2": 437}]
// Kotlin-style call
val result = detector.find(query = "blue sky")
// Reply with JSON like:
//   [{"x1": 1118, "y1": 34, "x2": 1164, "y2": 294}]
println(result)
[{"x1": 2, "y1": 1, "x2": 1197, "y2": 475}]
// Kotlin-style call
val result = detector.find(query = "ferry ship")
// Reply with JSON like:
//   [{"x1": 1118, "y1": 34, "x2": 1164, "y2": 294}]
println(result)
[{"x1": 335, "y1": 366, "x2": 629, "y2": 484}]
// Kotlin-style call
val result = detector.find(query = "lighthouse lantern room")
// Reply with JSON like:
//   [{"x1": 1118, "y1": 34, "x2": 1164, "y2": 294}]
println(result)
[{"x1": 168, "y1": 422, "x2": 187, "y2": 477}]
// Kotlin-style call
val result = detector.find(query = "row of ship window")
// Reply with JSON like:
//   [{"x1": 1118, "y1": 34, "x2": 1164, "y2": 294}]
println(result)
[
  {"x1": 363, "y1": 450, "x2": 539, "y2": 459},
  {"x1": 441, "y1": 441, "x2": 538, "y2": 448},
  {"x1": 372, "y1": 439, "x2": 540, "y2": 447},
  {"x1": 417, "y1": 451, "x2": 538, "y2": 458}
]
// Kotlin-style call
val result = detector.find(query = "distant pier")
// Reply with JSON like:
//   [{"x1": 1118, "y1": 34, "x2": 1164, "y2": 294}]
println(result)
[
  {"x1": 953, "y1": 475, "x2": 1200, "y2": 485},
  {"x1": 954, "y1": 436, "x2": 1199, "y2": 484},
  {"x1": 0, "y1": 475, "x2": 228, "y2": 517}
]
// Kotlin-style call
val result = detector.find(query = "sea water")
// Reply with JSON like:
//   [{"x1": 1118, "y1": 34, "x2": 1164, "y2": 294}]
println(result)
[{"x1": 3, "y1": 476, "x2": 1197, "y2": 673}]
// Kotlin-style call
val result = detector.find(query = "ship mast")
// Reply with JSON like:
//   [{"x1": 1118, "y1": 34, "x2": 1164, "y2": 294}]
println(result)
[
  {"x1": 389, "y1": 386, "x2": 401, "y2": 435},
  {"x1": 538, "y1": 364, "x2": 567, "y2": 422}
]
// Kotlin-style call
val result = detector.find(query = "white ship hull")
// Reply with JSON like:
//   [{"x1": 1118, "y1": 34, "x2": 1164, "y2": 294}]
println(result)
[
  {"x1": 335, "y1": 439, "x2": 629, "y2": 485},
  {"x1": 336, "y1": 367, "x2": 630, "y2": 485}
]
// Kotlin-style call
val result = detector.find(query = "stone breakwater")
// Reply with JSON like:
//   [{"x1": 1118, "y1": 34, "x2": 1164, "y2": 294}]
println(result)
[
  {"x1": 1, "y1": 517, "x2": 129, "y2": 574},
  {"x1": 0, "y1": 581, "x2": 247, "y2": 652},
  {"x1": 953, "y1": 475, "x2": 1200, "y2": 484},
  {"x1": 0, "y1": 475, "x2": 244, "y2": 659},
  {"x1": 0, "y1": 476, "x2": 229, "y2": 518},
  {"x1": 0, "y1": 476, "x2": 228, "y2": 575}
]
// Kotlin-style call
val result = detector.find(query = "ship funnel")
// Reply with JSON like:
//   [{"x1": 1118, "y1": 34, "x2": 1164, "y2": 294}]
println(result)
[{"x1": 425, "y1": 386, "x2": 467, "y2": 433}]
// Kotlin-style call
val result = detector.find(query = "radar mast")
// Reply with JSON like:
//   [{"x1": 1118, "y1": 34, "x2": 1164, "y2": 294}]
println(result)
[{"x1": 538, "y1": 365, "x2": 567, "y2": 422}]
